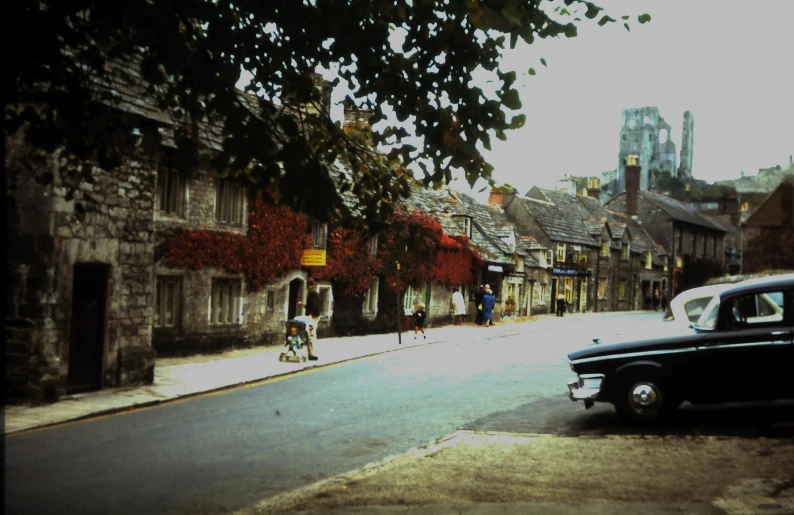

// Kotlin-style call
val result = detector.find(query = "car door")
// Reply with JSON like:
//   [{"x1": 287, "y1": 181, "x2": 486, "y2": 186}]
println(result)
[{"x1": 695, "y1": 286, "x2": 793, "y2": 402}]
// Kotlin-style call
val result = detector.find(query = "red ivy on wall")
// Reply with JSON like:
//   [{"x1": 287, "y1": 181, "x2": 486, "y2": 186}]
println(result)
[
  {"x1": 162, "y1": 194, "x2": 312, "y2": 290},
  {"x1": 162, "y1": 197, "x2": 483, "y2": 294}
]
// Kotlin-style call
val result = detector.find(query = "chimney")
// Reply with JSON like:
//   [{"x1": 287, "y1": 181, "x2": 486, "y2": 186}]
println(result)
[
  {"x1": 488, "y1": 189, "x2": 505, "y2": 206},
  {"x1": 586, "y1": 177, "x2": 601, "y2": 201},
  {"x1": 625, "y1": 156, "x2": 640, "y2": 216}
]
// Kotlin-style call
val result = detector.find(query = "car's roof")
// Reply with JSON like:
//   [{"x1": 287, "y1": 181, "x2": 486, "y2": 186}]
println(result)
[
  {"x1": 716, "y1": 272, "x2": 794, "y2": 298},
  {"x1": 671, "y1": 283, "x2": 735, "y2": 304}
]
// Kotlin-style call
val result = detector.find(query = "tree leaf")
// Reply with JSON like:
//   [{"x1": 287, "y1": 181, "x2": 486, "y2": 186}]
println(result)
[
  {"x1": 500, "y1": 89, "x2": 522, "y2": 110},
  {"x1": 638, "y1": 13, "x2": 652, "y2": 24},
  {"x1": 528, "y1": 68, "x2": 536, "y2": 76},
  {"x1": 540, "y1": 57, "x2": 547, "y2": 67}
]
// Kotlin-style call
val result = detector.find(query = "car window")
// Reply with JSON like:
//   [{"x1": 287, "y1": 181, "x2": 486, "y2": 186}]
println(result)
[
  {"x1": 696, "y1": 297, "x2": 720, "y2": 329},
  {"x1": 723, "y1": 290, "x2": 785, "y2": 329},
  {"x1": 683, "y1": 297, "x2": 713, "y2": 323}
]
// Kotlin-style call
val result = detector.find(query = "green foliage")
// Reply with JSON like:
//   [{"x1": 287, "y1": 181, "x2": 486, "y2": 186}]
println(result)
[{"x1": 6, "y1": 0, "x2": 649, "y2": 229}]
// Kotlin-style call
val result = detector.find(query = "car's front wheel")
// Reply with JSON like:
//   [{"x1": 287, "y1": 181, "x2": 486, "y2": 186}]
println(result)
[{"x1": 614, "y1": 371, "x2": 676, "y2": 424}]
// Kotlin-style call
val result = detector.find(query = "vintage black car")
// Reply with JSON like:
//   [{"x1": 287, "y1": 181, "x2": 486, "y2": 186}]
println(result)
[{"x1": 567, "y1": 273, "x2": 794, "y2": 423}]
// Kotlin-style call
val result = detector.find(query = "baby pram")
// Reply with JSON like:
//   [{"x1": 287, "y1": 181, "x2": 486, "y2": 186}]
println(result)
[{"x1": 279, "y1": 319, "x2": 309, "y2": 363}]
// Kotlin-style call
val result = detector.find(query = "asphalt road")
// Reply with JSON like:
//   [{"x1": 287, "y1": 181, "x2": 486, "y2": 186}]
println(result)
[{"x1": 5, "y1": 312, "x2": 794, "y2": 515}]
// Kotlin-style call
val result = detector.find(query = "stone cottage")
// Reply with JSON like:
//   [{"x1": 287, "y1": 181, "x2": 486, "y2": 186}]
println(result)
[{"x1": 605, "y1": 162, "x2": 729, "y2": 300}]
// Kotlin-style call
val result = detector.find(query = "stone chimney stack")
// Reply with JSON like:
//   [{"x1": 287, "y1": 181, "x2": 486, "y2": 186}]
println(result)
[
  {"x1": 488, "y1": 189, "x2": 505, "y2": 206},
  {"x1": 625, "y1": 156, "x2": 640, "y2": 216},
  {"x1": 586, "y1": 177, "x2": 601, "y2": 202}
]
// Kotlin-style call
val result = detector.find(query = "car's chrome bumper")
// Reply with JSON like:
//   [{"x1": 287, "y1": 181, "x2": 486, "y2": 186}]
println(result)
[{"x1": 567, "y1": 373, "x2": 605, "y2": 409}]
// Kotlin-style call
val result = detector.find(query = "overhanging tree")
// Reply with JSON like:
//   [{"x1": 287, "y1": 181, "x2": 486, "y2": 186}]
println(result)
[{"x1": 6, "y1": 0, "x2": 649, "y2": 229}]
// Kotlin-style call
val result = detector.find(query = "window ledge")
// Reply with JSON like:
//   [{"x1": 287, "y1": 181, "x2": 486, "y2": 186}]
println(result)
[
  {"x1": 155, "y1": 214, "x2": 187, "y2": 223},
  {"x1": 598, "y1": 296, "x2": 608, "y2": 300}
]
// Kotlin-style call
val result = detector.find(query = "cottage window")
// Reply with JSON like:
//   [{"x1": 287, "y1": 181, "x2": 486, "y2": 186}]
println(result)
[
  {"x1": 600, "y1": 239, "x2": 609, "y2": 258},
  {"x1": 266, "y1": 290, "x2": 275, "y2": 312},
  {"x1": 154, "y1": 276, "x2": 181, "y2": 328},
  {"x1": 363, "y1": 277, "x2": 379, "y2": 314},
  {"x1": 619, "y1": 279, "x2": 627, "y2": 299},
  {"x1": 462, "y1": 217, "x2": 471, "y2": 238},
  {"x1": 538, "y1": 285, "x2": 546, "y2": 305},
  {"x1": 215, "y1": 180, "x2": 245, "y2": 224},
  {"x1": 597, "y1": 278, "x2": 607, "y2": 298},
  {"x1": 664, "y1": 256, "x2": 669, "y2": 271},
  {"x1": 368, "y1": 235, "x2": 378, "y2": 257},
  {"x1": 312, "y1": 222, "x2": 328, "y2": 249},
  {"x1": 713, "y1": 236, "x2": 717, "y2": 258},
  {"x1": 621, "y1": 243, "x2": 629, "y2": 260},
  {"x1": 210, "y1": 279, "x2": 242, "y2": 325},
  {"x1": 157, "y1": 168, "x2": 186, "y2": 217},
  {"x1": 538, "y1": 250, "x2": 547, "y2": 268},
  {"x1": 318, "y1": 285, "x2": 332, "y2": 316},
  {"x1": 556, "y1": 243, "x2": 566, "y2": 263},
  {"x1": 403, "y1": 285, "x2": 415, "y2": 313},
  {"x1": 645, "y1": 252, "x2": 652, "y2": 269},
  {"x1": 545, "y1": 250, "x2": 554, "y2": 266},
  {"x1": 676, "y1": 229, "x2": 683, "y2": 255},
  {"x1": 691, "y1": 233, "x2": 697, "y2": 255}
]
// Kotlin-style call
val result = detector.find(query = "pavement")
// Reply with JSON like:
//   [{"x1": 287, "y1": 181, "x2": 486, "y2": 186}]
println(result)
[{"x1": 2, "y1": 317, "x2": 536, "y2": 436}]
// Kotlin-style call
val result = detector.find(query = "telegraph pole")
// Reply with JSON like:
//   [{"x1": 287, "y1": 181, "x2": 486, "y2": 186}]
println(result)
[{"x1": 396, "y1": 261, "x2": 402, "y2": 345}]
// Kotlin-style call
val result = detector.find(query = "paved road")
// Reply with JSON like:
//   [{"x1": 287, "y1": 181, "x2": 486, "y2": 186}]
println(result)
[{"x1": 5, "y1": 312, "x2": 793, "y2": 515}]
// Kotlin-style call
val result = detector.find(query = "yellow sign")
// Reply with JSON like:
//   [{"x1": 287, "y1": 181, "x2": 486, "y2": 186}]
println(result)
[{"x1": 301, "y1": 249, "x2": 327, "y2": 266}]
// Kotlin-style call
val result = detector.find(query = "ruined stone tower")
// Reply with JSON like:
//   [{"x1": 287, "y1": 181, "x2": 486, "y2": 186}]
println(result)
[
  {"x1": 678, "y1": 110, "x2": 694, "y2": 177},
  {"x1": 617, "y1": 107, "x2": 689, "y2": 193}
]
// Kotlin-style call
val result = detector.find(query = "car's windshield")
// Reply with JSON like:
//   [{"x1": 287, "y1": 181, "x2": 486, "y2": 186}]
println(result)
[{"x1": 695, "y1": 296, "x2": 720, "y2": 329}]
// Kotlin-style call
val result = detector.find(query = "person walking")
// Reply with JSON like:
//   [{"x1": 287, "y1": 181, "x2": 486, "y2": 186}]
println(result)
[
  {"x1": 481, "y1": 288, "x2": 496, "y2": 327},
  {"x1": 451, "y1": 288, "x2": 466, "y2": 326},
  {"x1": 297, "y1": 278, "x2": 320, "y2": 360},
  {"x1": 474, "y1": 284, "x2": 486, "y2": 326},
  {"x1": 413, "y1": 302, "x2": 427, "y2": 339},
  {"x1": 556, "y1": 290, "x2": 566, "y2": 317}
]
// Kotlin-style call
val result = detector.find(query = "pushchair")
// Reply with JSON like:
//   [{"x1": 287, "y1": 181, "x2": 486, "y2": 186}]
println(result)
[{"x1": 279, "y1": 319, "x2": 309, "y2": 363}]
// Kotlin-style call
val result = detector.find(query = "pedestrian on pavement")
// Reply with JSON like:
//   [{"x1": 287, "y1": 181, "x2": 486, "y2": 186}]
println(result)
[
  {"x1": 481, "y1": 289, "x2": 495, "y2": 327},
  {"x1": 451, "y1": 288, "x2": 466, "y2": 326},
  {"x1": 556, "y1": 290, "x2": 566, "y2": 317},
  {"x1": 413, "y1": 302, "x2": 427, "y2": 339},
  {"x1": 297, "y1": 278, "x2": 320, "y2": 360},
  {"x1": 474, "y1": 284, "x2": 487, "y2": 325}
]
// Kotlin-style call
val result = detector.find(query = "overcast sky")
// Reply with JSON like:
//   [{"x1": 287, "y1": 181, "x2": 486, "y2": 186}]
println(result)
[
  {"x1": 460, "y1": 0, "x2": 794, "y2": 197},
  {"x1": 241, "y1": 1, "x2": 793, "y2": 200}
]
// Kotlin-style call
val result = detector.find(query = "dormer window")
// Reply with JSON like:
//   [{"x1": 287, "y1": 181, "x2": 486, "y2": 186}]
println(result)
[
  {"x1": 645, "y1": 251, "x2": 652, "y2": 269},
  {"x1": 621, "y1": 243, "x2": 629, "y2": 260},
  {"x1": 455, "y1": 216, "x2": 472, "y2": 238},
  {"x1": 600, "y1": 239, "x2": 609, "y2": 258}
]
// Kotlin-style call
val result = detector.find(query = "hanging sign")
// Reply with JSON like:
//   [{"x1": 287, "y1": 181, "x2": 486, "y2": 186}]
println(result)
[{"x1": 300, "y1": 249, "x2": 327, "y2": 266}]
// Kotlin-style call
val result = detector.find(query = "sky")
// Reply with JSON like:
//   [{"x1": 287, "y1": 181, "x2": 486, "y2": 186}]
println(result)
[
  {"x1": 458, "y1": 0, "x2": 794, "y2": 197},
  {"x1": 240, "y1": 0, "x2": 793, "y2": 200}
]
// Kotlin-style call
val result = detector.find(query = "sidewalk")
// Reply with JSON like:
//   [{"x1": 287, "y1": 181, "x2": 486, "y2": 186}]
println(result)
[{"x1": 3, "y1": 318, "x2": 533, "y2": 436}]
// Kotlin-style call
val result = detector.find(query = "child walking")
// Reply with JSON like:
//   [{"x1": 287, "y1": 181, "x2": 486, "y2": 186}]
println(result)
[{"x1": 413, "y1": 302, "x2": 426, "y2": 339}]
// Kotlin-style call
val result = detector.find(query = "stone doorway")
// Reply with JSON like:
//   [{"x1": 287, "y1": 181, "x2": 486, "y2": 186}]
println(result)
[
  {"x1": 67, "y1": 263, "x2": 109, "y2": 393},
  {"x1": 287, "y1": 278, "x2": 304, "y2": 320}
]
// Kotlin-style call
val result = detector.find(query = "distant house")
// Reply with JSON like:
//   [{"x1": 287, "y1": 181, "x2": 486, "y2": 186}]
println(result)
[
  {"x1": 741, "y1": 175, "x2": 794, "y2": 274},
  {"x1": 605, "y1": 163, "x2": 729, "y2": 300}
]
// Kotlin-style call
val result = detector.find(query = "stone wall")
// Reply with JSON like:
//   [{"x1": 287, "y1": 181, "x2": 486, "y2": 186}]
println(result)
[{"x1": 6, "y1": 135, "x2": 157, "y2": 404}]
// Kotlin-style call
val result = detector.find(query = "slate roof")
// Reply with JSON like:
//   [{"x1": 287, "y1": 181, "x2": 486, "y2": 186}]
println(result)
[
  {"x1": 607, "y1": 211, "x2": 667, "y2": 265},
  {"x1": 583, "y1": 219, "x2": 606, "y2": 236},
  {"x1": 401, "y1": 186, "x2": 513, "y2": 264},
  {"x1": 518, "y1": 188, "x2": 599, "y2": 247},
  {"x1": 639, "y1": 191, "x2": 729, "y2": 232}
]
